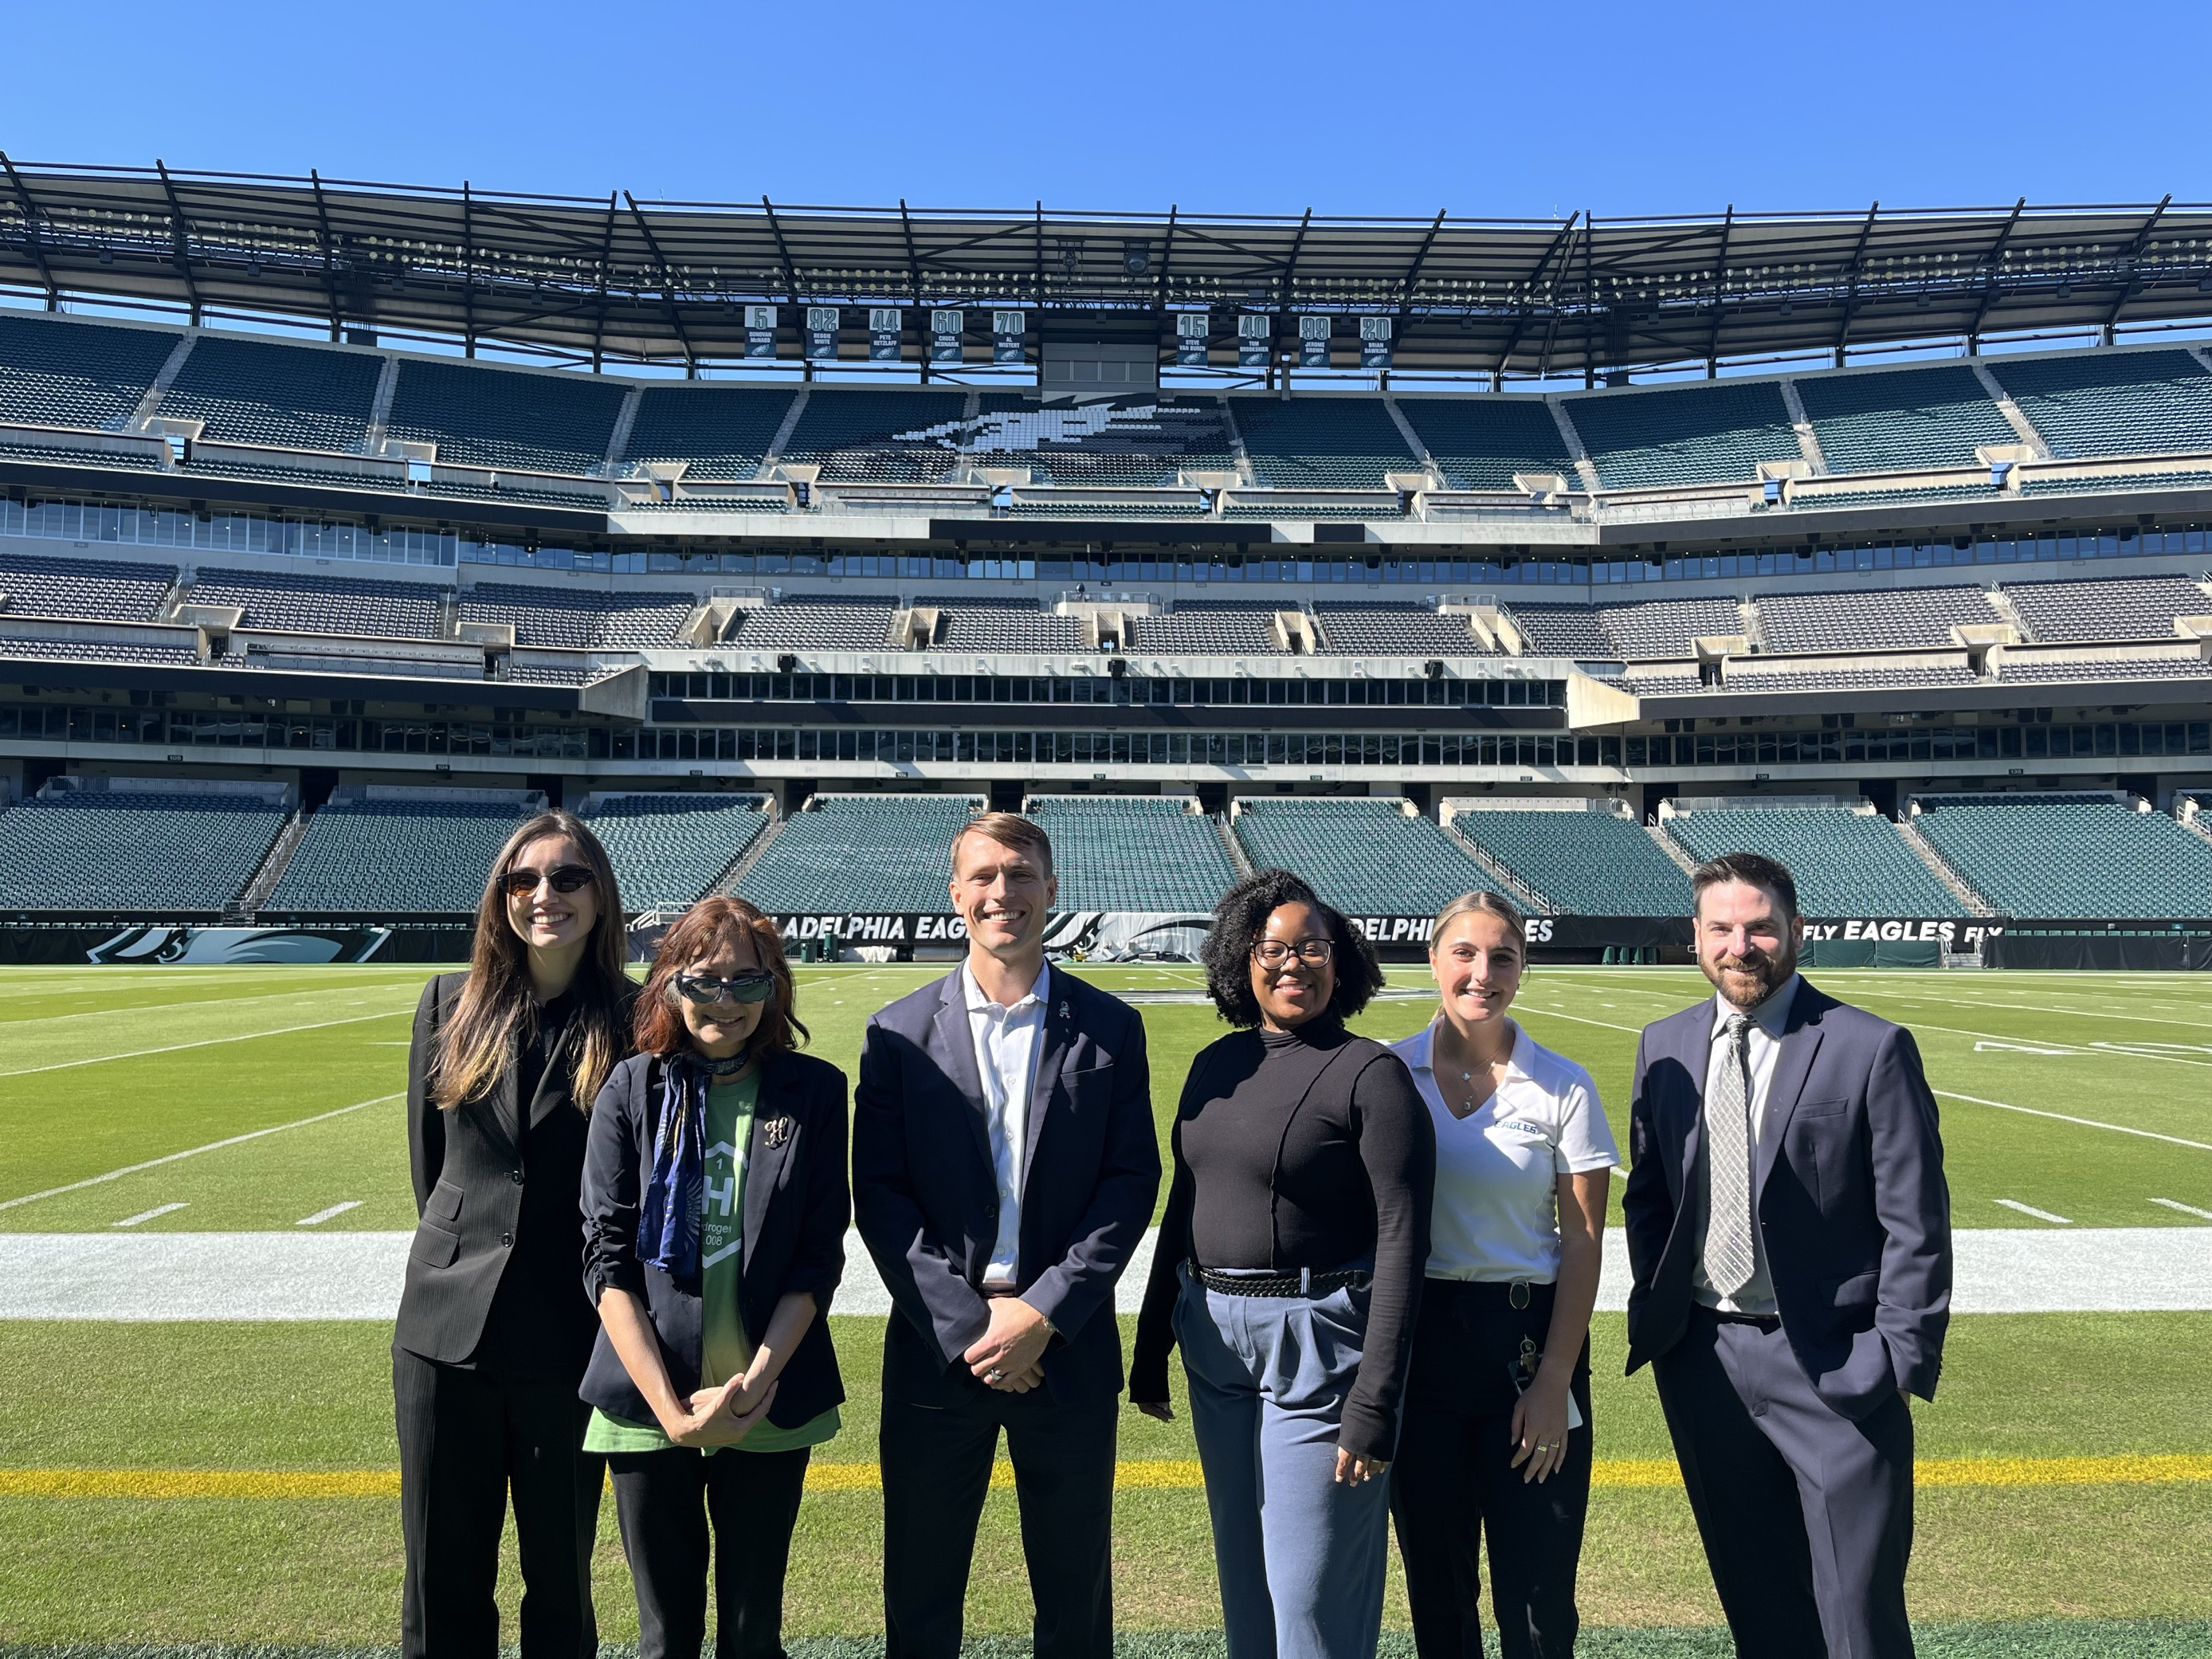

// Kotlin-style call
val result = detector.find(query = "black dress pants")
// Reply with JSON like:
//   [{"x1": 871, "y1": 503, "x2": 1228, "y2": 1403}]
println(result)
[
  {"x1": 394, "y1": 1345, "x2": 605, "y2": 1659},
  {"x1": 1652, "y1": 1306, "x2": 1916, "y2": 1659},
  {"x1": 606, "y1": 1443, "x2": 813, "y2": 1659},
  {"x1": 1389, "y1": 1280, "x2": 1594, "y2": 1659},
  {"x1": 878, "y1": 1317, "x2": 1118, "y2": 1659}
]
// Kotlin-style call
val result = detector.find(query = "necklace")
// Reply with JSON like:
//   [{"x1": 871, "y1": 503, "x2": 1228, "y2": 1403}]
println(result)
[
  {"x1": 1435, "y1": 1022, "x2": 1509, "y2": 1119},
  {"x1": 696, "y1": 1046, "x2": 751, "y2": 1077}
]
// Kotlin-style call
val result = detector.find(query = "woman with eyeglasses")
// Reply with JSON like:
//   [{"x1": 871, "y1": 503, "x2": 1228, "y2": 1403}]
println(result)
[
  {"x1": 1389, "y1": 892, "x2": 1616, "y2": 1659},
  {"x1": 579, "y1": 894, "x2": 849, "y2": 1659},
  {"x1": 1131, "y1": 869, "x2": 1434, "y2": 1659},
  {"x1": 396, "y1": 809, "x2": 634, "y2": 1659}
]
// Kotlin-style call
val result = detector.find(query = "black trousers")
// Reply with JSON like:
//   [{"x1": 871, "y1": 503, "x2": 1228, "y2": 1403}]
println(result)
[
  {"x1": 1389, "y1": 1280, "x2": 1594, "y2": 1659},
  {"x1": 606, "y1": 1443, "x2": 812, "y2": 1659},
  {"x1": 393, "y1": 1345, "x2": 605, "y2": 1659},
  {"x1": 878, "y1": 1318, "x2": 1118, "y2": 1659},
  {"x1": 1652, "y1": 1306, "x2": 1916, "y2": 1659}
]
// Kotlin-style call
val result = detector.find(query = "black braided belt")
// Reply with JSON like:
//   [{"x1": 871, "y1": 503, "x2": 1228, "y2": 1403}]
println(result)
[{"x1": 1190, "y1": 1263, "x2": 1367, "y2": 1298}]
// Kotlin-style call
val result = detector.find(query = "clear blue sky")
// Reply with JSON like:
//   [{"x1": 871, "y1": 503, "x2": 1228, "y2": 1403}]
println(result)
[{"x1": 6, "y1": 0, "x2": 2206, "y2": 218}]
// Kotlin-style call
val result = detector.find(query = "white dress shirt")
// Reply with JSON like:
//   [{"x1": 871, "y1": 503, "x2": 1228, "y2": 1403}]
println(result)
[
  {"x1": 963, "y1": 959, "x2": 1051, "y2": 1287},
  {"x1": 1394, "y1": 1018, "x2": 1619, "y2": 1284},
  {"x1": 1692, "y1": 971, "x2": 1800, "y2": 1317}
]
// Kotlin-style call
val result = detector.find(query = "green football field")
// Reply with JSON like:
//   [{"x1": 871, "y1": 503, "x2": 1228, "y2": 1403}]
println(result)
[{"x1": 1, "y1": 962, "x2": 2209, "y2": 1656}]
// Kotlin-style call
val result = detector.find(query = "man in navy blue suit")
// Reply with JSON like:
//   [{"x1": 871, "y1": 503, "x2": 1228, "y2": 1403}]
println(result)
[
  {"x1": 853, "y1": 811, "x2": 1159, "y2": 1659},
  {"x1": 1624, "y1": 851, "x2": 1951, "y2": 1659}
]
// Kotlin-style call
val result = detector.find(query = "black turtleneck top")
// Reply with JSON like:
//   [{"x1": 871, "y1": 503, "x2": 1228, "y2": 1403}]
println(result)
[{"x1": 1131, "y1": 1015, "x2": 1434, "y2": 1460}]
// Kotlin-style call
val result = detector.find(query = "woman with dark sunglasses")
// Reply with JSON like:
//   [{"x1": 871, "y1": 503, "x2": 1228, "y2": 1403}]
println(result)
[
  {"x1": 396, "y1": 809, "x2": 634, "y2": 1659},
  {"x1": 580, "y1": 894, "x2": 850, "y2": 1659}
]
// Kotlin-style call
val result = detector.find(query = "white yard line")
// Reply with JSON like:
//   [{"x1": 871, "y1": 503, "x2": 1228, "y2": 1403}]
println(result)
[
  {"x1": 0, "y1": 1010, "x2": 407, "y2": 1078},
  {"x1": 6, "y1": 1225, "x2": 2209, "y2": 1319},
  {"x1": 110, "y1": 1203, "x2": 188, "y2": 1228},
  {"x1": 2151, "y1": 1198, "x2": 2212, "y2": 1220},
  {"x1": 1935, "y1": 1090, "x2": 2212, "y2": 1153},
  {"x1": 0, "y1": 1093, "x2": 402, "y2": 1213},
  {"x1": 0, "y1": 986, "x2": 415, "y2": 1033},
  {"x1": 295, "y1": 1202, "x2": 362, "y2": 1226},
  {"x1": 1994, "y1": 1198, "x2": 2073, "y2": 1225}
]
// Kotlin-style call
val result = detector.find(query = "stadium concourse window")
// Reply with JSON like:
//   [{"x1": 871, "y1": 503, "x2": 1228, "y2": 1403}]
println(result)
[
  {"x1": 645, "y1": 671, "x2": 1562, "y2": 708},
  {"x1": 2, "y1": 701, "x2": 2203, "y2": 767},
  {"x1": 0, "y1": 497, "x2": 458, "y2": 567}
]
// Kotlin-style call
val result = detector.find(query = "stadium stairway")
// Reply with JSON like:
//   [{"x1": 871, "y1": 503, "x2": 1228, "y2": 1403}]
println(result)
[
  {"x1": 1895, "y1": 815, "x2": 1998, "y2": 915},
  {"x1": 1214, "y1": 812, "x2": 1255, "y2": 880},
  {"x1": 1437, "y1": 820, "x2": 1550, "y2": 912},
  {"x1": 716, "y1": 800, "x2": 786, "y2": 896},
  {"x1": 229, "y1": 807, "x2": 313, "y2": 922}
]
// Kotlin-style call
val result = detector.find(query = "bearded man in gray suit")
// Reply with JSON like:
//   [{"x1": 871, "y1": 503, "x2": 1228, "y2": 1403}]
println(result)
[{"x1": 1623, "y1": 851, "x2": 1951, "y2": 1659}]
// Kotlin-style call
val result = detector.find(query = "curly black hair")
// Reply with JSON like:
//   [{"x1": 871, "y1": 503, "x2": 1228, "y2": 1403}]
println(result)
[{"x1": 1200, "y1": 867, "x2": 1385, "y2": 1028}]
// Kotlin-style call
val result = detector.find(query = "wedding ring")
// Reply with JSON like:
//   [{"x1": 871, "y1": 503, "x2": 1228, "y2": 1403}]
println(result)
[{"x1": 986, "y1": 1368, "x2": 1005, "y2": 1384}]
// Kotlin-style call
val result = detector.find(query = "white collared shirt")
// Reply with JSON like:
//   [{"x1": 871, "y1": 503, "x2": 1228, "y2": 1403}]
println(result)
[
  {"x1": 963, "y1": 959, "x2": 1051, "y2": 1285},
  {"x1": 1394, "y1": 1017, "x2": 1620, "y2": 1283},
  {"x1": 1691, "y1": 971, "x2": 1801, "y2": 1317}
]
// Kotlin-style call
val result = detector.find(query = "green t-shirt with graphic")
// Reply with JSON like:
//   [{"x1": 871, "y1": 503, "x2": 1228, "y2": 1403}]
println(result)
[{"x1": 585, "y1": 1073, "x2": 841, "y2": 1457}]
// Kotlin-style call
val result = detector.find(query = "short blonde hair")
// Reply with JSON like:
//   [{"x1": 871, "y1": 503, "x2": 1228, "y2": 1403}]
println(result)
[
  {"x1": 1430, "y1": 889, "x2": 1528, "y2": 952},
  {"x1": 951, "y1": 810, "x2": 1054, "y2": 875}
]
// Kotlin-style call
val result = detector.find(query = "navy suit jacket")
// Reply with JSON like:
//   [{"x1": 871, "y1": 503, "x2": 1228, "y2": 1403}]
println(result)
[
  {"x1": 852, "y1": 963, "x2": 1160, "y2": 1406},
  {"x1": 1622, "y1": 976, "x2": 1952, "y2": 1420}
]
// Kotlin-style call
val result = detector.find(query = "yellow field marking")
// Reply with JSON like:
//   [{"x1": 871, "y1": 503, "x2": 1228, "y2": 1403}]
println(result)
[{"x1": 6, "y1": 1453, "x2": 2210, "y2": 1500}]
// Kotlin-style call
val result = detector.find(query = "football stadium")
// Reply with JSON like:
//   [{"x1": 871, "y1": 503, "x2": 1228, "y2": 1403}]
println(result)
[{"x1": 0, "y1": 163, "x2": 2209, "y2": 1657}]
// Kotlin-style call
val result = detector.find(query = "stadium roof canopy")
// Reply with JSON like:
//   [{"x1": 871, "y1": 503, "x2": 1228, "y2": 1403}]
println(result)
[{"x1": 6, "y1": 159, "x2": 2212, "y2": 383}]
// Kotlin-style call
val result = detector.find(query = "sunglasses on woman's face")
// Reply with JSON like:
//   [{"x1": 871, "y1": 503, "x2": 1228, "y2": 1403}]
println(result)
[
  {"x1": 673, "y1": 971, "x2": 776, "y2": 1006},
  {"x1": 501, "y1": 864, "x2": 596, "y2": 899}
]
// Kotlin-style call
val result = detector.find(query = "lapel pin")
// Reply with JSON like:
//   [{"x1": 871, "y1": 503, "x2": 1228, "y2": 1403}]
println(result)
[
  {"x1": 764, "y1": 1116, "x2": 793, "y2": 1147},
  {"x1": 1058, "y1": 1001, "x2": 1069, "y2": 1021}
]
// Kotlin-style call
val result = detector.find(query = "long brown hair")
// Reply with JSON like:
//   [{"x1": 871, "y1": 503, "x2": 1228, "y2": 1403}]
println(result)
[
  {"x1": 634, "y1": 895, "x2": 808, "y2": 1057},
  {"x1": 432, "y1": 809, "x2": 630, "y2": 1112}
]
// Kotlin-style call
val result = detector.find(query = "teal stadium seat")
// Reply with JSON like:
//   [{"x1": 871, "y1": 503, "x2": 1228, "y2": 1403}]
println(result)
[
  {"x1": 1230, "y1": 797, "x2": 1504, "y2": 915},
  {"x1": 1449, "y1": 807, "x2": 1691, "y2": 915},
  {"x1": 0, "y1": 312, "x2": 175, "y2": 429},
  {"x1": 738, "y1": 794, "x2": 984, "y2": 914},
  {"x1": 1663, "y1": 805, "x2": 1965, "y2": 916},
  {"x1": 269, "y1": 793, "x2": 535, "y2": 916},
  {"x1": 1395, "y1": 397, "x2": 1576, "y2": 492},
  {"x1": 1791, "y1": 364, "x2": 2020, "y2": 475},
  {"x1": 1024, "y1": 795, "x2": 1237, "y2": 912},
  {"x1": 777, "y1": 390, "x2": 967, "y2": 484},
  {"x1": 1229, "y1": 398, "x2": 1418, "y2": 489},
  {"x1": 161, "y1": 335, "x2": 383, "y2": 453},
  {"x1": 1987, "y1": 350, "x2": 2212, "y2": 458},
  {"x1": 578, "y1": 793, "x2": 770, "y2": 910},
  {"x1": 0, "y1": 786, "x2": 286, "y2": 916},
  {"x1": 1565, "y1": 380, "x2": 1802, "y2": 490},
  {"x1": 384, "y1": 359, "x2": 627, "y2": 474},
  {"x1": 1912, "y1": 797, "x2": 2212, "y2": 919},
  {"x1": 623, "y1": 386, "x2": 800, "y2": 481}
]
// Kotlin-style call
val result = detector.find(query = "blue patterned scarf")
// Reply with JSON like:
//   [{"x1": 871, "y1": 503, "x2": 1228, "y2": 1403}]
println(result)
[{"x1": 637, "y1": 1057, "x2": 714, "y2": 1283}]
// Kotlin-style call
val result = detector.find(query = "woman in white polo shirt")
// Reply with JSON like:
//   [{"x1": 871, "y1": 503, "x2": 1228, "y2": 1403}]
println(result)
[{"x1": 1389, "y1": 891, "x2": 1618, "y2": 1659}]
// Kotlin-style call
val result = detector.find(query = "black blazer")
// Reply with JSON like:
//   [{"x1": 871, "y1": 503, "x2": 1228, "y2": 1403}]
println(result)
[
  {"x1": 1622, "y1": 976, "x2": 1952, "y2": 1420},
  {"x1": 852, "y1": 966, "x2": 1159, "y2": 1406},
  {"x1": 397, "y1": 971, "x2": 633, "y2": 1371},
  {"x1": 579, "y1": 1047, "x2": 850, "y2": 1432}
]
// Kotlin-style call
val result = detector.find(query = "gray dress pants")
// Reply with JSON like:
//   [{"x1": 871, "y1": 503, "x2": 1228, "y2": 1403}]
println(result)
[{"x1": 1175, "y1": 1264, "x2": 1391, "y2": 1659}]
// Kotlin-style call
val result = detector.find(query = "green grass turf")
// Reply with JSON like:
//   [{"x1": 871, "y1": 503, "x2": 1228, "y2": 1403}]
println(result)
[
  {"x1": 0, "y1": 1314, "x2": 2209, "y2": 1642},
  {"x1": 2, "y1": 965, "x2": 2206, "y2": 1233}
]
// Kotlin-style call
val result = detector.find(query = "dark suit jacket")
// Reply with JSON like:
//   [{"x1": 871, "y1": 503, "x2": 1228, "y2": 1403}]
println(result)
[
  {"x1": 578, "y1": 1048, "x2": 849, "y2": 1431},
  {"x1": 396, "y1": 971, "x2": 633, "y2": 1372},
  {"x1": 853, "y1": 964, "x2": 1160, "y2": 1406},
  {"x1": 1622, "y1": 975, "x2": 1951, "y2": 1419}
]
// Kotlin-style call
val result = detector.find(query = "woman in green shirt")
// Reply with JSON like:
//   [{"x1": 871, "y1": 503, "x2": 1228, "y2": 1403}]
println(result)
[{"x1": 580, "y1": 895, "x2": 851, "y2": 1659}]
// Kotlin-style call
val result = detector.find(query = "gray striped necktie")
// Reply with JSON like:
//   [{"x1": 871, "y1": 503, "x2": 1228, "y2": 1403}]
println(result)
[{"x1": 1704, "y1": 1014, "x2": 1758, "y2": 1298}]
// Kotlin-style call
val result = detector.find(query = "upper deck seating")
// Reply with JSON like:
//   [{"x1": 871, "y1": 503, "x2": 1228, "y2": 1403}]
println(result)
[
  {"x1": 623, "y1": 386, "x2": 798, "y2": 480},
  {"x1": 1792, "y1": 364, "x2": 2020, "y2": 475},
  {"x1": 385, "y1": 359, "x2": 626, "y2": 474},
  {"x1": 161, "y1": 335, "x2": 382, "y2": 453},
  {"x1": 1230, "y1": 398, "x2": 1418, "y2": 488},
  {"x1": 921, "y1": 598, "x2": 1083, "y2": 653},
  {"x1": 2002, "y1": 575, "x2": 2212, "y2": 641},
  {"x1": 0, "y1": 551, "x2": 175, "y2": 621},
  {"x1": 779, "y1": 390, "x2": 966, "y2": 484},
  {"x1": 1755, "y1": 584, "x2": 2004, "y2": 652},
  {"x1": 1312, "y1": 604, "x2": 1493, "y2": 656},
  {"x1": 1396, "y1": 397, "x2": 1576, "y2": 491},
  {"x1": 730, "y1": 598, "x2": 898, "y2": 652},
  {"x1": 459, "y1": 582, "x2": 696, "y2": 649},
  {"x1": 1987, "y1": 349, "x2": 2212, "y2": 457},
  {"x1": 1132, "y1": 604, "x2": 1284, "y2": 654},
  {"x1": 189, "y1": 566, "x2": 446, "y2": 639},
  {"x1": 964, "y1": 394, "x2": 1238, "y2": 485},
  {"x1": 1566, "y1": 380, "x2": 1802, "y2": 490},
  {"x1": 0, "y1": 312, "x2": 175, "y2": 429}
]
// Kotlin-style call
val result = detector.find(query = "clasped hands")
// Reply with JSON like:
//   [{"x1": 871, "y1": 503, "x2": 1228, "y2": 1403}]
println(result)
[
  {"x1": 665, "y1": 1368, "x2": 779, "y2": 1449},
  {"x1": 963, "y1": 1295, "x2": 1052, "y2": 1393}
]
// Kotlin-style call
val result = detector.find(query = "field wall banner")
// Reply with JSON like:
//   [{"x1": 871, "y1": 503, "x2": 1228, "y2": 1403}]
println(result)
[
  {"x1": 765, "y1": 912, "x2": 1214, "y2": 961},
  {"x1": 85, "y1": 925, "x2": 394, "y2": 965}
]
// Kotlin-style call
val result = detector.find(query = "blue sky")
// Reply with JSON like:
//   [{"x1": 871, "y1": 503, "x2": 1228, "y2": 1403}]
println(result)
[{"x1": 6, "y1": 0, "x2": 2206, "y2": 218}]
